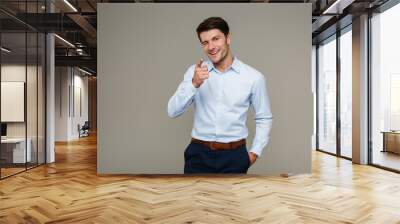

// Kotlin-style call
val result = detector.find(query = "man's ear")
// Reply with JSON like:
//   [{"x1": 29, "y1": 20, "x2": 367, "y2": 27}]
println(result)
[{"x1": 226, "y1": 33, "x2": 231, "y2": 45}]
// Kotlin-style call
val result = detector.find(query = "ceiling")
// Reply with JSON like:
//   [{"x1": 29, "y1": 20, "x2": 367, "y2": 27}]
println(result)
[{"x1": 0, "y1": 0, "x2": 392, "y2": 75}]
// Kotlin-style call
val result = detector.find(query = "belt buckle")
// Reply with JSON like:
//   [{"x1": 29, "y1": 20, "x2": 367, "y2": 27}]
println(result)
[{"x1": 210, "y1": 142, "x2": 217, "y2": 150}]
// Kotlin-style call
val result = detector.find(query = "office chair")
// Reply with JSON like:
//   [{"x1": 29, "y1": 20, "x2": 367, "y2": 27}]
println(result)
[{"x1": 79, "y1": 121, "x2": 90, "y2": 138}]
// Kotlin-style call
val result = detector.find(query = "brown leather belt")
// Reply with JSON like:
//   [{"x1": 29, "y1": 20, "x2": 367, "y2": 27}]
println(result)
[{"x1": 191, "y1": 138, "x2": 246, "y2": 151}]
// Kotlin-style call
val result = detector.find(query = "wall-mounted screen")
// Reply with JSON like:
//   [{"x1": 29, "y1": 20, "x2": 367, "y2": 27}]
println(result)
[{"x1": 1, "y1": 81, "x2": 25, "y2": 122}]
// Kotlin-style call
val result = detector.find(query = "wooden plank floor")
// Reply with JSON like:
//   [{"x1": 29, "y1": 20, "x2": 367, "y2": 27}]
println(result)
[{"x1": 1, "y1": 134, "x2": 400, "y2": 224}]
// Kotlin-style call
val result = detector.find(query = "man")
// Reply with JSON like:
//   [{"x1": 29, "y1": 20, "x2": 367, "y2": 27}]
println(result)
[{"x1": 168, "y1": 17, "x2": 273, "y2": 174}]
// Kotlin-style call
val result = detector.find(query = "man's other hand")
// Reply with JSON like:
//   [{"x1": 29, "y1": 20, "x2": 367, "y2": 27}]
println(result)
[{"x1": 248, "y1": 152, "x2": 258, "y2": 165}]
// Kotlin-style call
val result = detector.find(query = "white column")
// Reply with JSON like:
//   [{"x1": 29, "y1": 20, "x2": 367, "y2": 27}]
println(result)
[
  {"x1": 46, "y1": 32, "x2": 55, "y2": 163},
  {"x1": 352, "y1": 14, "x2": 369, "y2": 164},
  {"x1": 45, "y1": 0, "x2": 56, "y2": 163}
]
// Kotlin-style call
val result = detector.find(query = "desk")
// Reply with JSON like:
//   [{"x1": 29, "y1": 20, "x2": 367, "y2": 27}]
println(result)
[
  {"x1": 1, "y1": 138, "x2": 31, "y2": 163},
  {"x1": 382, "y1": 131, "x2": 400, "y2": 154}
]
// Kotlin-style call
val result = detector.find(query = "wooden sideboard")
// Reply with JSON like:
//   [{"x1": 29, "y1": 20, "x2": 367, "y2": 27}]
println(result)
[{"x1": 382, "y1": 131, "x2": 400, "y2": 154}]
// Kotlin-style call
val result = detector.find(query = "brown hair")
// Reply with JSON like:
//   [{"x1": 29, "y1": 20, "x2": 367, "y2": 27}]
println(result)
[{"x1": 196, "y1": 17, "x2": 230, "y2": 40}]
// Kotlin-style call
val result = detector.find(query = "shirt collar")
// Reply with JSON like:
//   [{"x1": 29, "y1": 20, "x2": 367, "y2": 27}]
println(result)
[
  {"x1": 205, "y1": 56, "x2": 241, "y2": 74},
  {"x1": 231, "y1": 57, "x2": 241, "y2": 73}
]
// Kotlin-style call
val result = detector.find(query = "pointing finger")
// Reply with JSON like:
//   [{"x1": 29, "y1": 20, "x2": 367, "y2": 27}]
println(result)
[{"x1": 196, "y1": 58, "x2": 204, "y2": 68}]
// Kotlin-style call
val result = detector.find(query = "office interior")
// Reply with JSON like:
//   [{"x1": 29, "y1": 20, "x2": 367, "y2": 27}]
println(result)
[
  {"x1": 0, "y1": 0, "x2": 97, "y2": 179},
  {"x1": 0, "y1": 0, "x2": 400, "y2": 222}
]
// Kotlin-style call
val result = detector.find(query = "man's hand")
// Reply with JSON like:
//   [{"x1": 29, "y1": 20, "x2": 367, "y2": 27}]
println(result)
[
  {"x1": 248, "y1": 152, "x2": 258, "y2": 165},
  {"x1": 192, "y1": 58, "x2": 209, "y2": 88}
]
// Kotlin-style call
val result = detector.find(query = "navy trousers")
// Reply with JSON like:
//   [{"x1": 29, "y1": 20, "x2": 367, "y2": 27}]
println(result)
[{"x1": 184, "y1": 141, "x2": 251, "y2": 174}]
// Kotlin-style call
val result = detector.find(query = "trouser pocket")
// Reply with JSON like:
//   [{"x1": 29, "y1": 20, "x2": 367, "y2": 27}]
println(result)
[{"x1": 242, "y1": 146, "x2": 251, "y2": 168}]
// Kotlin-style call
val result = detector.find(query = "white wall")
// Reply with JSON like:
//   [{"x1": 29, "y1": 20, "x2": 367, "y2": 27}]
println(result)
[
  {"x1": 55, "y1": 66, "x2": 69, "y2": 141},
  {"x1": 1, "y1": 65, "x2": 37, "y2": 138},
  {"x1": 71, "y1": 72, "x2": 89, "y2": 138},
  {"x1": 55, "y1": 67, "x2": 89, "y2": 141}
]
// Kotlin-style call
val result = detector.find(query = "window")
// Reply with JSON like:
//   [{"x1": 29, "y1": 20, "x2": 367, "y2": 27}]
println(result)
[
  {"x1": 340, "y1": 28, "x2": 352, "y2": 158},
  {"x1": 371, "y1": 2, "x2": 400, "y2": 171},
  {"x1": 317, "y1": 36, "x2": 337, "y2": 154}
]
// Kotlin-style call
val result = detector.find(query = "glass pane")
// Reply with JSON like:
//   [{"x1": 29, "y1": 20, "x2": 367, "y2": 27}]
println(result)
[
  {"x1": 312, "y1": 46, "x2": 317, "y2": 150},
  {"x1": 1, "y1": 31, "x2": 27, "y2": 178},
  {"x1": 27, "y1": 31, "x2": 38, "y2": 169},
  {"x1": 318, "y1": 37, "x2": 337, "y2": 154},
  {"x1": 340, "y1": 29, "x2": 352, "y2": 158},
  {"x1": 371, "y1": 3, "x2": 400, "y2": 171},
  {"x1": 0, "y1": 1, "x2": 46, "y2": 178},
  {"x1": 38, "y1": 32, "x2": 45, "y2": 165}
]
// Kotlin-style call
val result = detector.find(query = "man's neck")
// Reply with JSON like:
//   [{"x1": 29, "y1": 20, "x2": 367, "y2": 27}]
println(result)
[{"x1": 214, "y1": 53, "x2": 234, "y2": 73}]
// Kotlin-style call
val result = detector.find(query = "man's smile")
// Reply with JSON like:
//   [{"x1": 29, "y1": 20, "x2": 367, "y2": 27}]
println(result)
[{"x1": 209, "y1": 50, "x2": 218, "y2": 56}]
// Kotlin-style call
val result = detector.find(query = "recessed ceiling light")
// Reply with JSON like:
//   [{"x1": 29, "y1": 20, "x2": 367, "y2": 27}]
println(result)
[
  {"x1": 322, "y1": 0, "x2": 354, "y2": 15},
  {"x1": 63, "y1": 0, "x2": 78, "y2": 12},
  {"x1": 1, "y1": 47, "x2": 11, "y2": 53},
  {"x1": 54, "y1": 34, "x2": 75, "y2": 48},
  {"x1": 77, "y1": 67, "x2": 93, "y2": 76}
]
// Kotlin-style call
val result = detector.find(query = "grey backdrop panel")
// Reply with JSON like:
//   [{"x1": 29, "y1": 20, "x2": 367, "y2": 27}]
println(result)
[{"x1": 98, "y1": 3, "x2": 312, "y2": 174}]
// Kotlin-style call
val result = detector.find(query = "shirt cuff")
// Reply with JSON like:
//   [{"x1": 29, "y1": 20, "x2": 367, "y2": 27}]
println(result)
[
  {"x1": 249, "y1": 150, "x2": 261, "y2": 158},
  {"x1": 186, "y1": 80, "x2": 198, "y2": 94}
]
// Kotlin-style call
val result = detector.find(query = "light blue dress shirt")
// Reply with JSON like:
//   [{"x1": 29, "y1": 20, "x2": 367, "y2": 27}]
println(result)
[{"x1": 167, "y1": 57, "x2": 273, "y2": 157}]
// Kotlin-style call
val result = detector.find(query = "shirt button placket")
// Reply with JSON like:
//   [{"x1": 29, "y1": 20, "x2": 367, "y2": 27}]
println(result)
[{"x1": 215, "y1": 74, "x2": 223, "y2": 142}]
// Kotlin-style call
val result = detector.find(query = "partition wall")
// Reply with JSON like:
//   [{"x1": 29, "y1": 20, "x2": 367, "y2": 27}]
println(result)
[{"x1": 0, "y1": 1, "x2": 46, "y2": 179}]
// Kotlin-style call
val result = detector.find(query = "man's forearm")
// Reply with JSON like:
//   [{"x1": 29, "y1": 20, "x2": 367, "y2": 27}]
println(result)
[
  {"x1": 249, "y1": 117, "x2": 273, "y2": 157},
  {"x1": 167, "y1": 81, "x2": 197, "y2": 118}
]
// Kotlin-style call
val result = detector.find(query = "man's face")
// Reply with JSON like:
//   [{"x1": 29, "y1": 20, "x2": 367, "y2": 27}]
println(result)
[{"x1": 199, "y1": 29, "x2": 231, "y2": 64}]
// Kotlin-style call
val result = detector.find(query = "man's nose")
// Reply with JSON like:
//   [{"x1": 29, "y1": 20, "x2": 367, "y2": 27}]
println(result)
[{"x1": 208, "y1": 43, "x2": 215, "y2": 51}]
